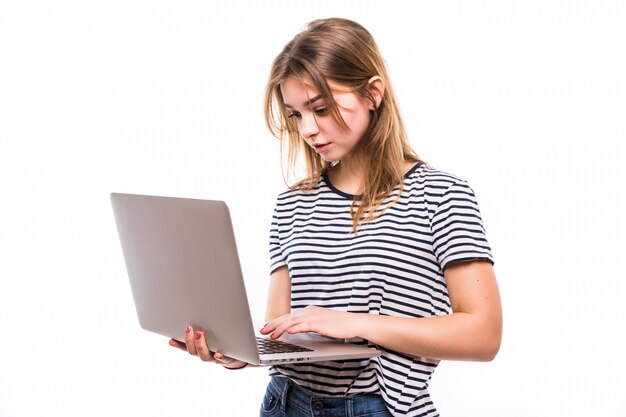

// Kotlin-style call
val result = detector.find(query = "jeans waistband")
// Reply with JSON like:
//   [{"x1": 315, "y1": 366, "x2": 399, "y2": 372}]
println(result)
[{"x1": 269, "y1": 375, "x2": 390, "y2": 417}]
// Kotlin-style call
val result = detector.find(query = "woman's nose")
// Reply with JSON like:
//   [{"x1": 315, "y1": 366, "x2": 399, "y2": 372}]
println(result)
[{"x1": 299, "y1": 113, "x2": 319, "y2": 139}]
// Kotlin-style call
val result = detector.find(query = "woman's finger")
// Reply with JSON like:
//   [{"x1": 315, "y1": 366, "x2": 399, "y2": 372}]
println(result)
[
  {"x1": 194, "y1": 331, "x2": 214, "y2": 362},
  {"x1": 215, "y1": 352, "x2": 247, "y2": 369},
  {"x1": 261, "y1": 313, "x2": 292, "y2": 334},
  {"x1": 184, "y1": 325, "x2": 198, "y2": 355},
  {"x1": 169, "y1": 339, "x2": 187, "y2": 351},
  {"x1": 214, "y1": 352, "x2": 235, "y2": 365},
  {"x1": 286, "y1": 323, "x2": 308, "y2": 335},
  {"x1": 270, "y1": 314, "x2": 302, "y2": 339}
]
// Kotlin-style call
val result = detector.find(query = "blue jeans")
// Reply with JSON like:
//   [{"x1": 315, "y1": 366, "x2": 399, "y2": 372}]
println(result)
[{"x1": 259, "y1": 376, "x2": 393, "y2": 417}]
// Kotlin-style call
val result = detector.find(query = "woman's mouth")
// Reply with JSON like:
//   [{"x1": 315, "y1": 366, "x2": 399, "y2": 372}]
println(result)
[{"x1": 313, "y1": 143, "x2": 330, "y2": 154}]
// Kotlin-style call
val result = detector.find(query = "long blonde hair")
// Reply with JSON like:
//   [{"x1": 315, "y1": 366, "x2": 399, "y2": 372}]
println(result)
[{"x1": 264, "y1": 18, "x2": 421, "y2": 232}]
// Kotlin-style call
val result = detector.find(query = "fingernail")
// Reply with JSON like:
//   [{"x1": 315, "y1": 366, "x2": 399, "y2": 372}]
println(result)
[
  {"x1": 185, "y1": 326, "x2": 191, "y2": 334},
  {"x1": 215, "y1": 352, "x2": 222, "y2": 360},
  {"x1": 195, "y1": 331, "x2": 201, "y2": 340}
]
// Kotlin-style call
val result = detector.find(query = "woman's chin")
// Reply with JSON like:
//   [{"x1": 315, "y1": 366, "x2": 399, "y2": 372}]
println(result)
[{"x1": 319, "y1": 154, "x2": 340, "y2": 164}]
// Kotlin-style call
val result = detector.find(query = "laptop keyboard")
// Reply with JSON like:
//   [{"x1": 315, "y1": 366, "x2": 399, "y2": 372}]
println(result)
[{"x1": 256, "y1": 337, "x2": 314, "y2": 354}]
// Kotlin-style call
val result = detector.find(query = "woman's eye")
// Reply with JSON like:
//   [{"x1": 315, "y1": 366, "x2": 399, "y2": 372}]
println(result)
[
  {"x1": 315, "y1": 108, "x2": 328, "y2": 116},
  {"x1": 287, "y1": 111, "x2": 301, "y2": 119}
]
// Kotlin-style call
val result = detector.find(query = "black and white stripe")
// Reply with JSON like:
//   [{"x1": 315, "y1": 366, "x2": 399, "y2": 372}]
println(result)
[{"x1": 268, "y1": 163, "x2": 493, "y2": 417}]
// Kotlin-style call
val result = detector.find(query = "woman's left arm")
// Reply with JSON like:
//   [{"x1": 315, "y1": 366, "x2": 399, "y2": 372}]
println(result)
[
  {"x1": 262, "y1": 260, "x2": 502, "y2": 362},
  {"x1": 359, "y1": 260, "x2": 502, "y2": 361}
]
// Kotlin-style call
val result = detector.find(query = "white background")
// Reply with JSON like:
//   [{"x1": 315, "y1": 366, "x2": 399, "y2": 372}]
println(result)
[{"x1": 1, "y1": 1, "x2": 625, "y2": 416}]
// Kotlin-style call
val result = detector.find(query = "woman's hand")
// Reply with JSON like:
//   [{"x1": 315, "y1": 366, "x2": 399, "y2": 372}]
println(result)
[
  {"x1": 260, "y1": 305, "x2": 362, "y2": 340},
  {"x1": 168, "y1": 325, "x2": 248, "y2": 369}
]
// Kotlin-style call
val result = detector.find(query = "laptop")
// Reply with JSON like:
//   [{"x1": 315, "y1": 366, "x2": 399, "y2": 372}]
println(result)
[{"x1": 110, "y1": 192, "x2": 381, "y2": 365}]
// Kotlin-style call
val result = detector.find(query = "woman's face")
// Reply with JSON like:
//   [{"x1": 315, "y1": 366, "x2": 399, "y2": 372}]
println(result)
[{"x1": 280, "y1": 77, "x2": 372, "y2": 164}]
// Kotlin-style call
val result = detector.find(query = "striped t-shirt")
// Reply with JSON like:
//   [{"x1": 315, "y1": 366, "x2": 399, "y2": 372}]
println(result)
[{"x1": 268, "y1": 163, "x2": 494, "y2": 417}]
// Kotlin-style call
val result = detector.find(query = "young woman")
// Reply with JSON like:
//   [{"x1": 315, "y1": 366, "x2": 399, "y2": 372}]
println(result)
[{"x1": 170, "y1": 18, "x2": 502, "y2": 417}]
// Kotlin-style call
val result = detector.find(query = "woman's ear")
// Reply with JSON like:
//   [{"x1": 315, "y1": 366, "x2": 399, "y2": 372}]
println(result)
[{"x1": 367, "y1": 76, "x2": 385, "y2": 110}]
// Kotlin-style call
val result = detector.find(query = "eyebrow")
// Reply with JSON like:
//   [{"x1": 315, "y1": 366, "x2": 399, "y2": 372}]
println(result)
[{"x1": 284, "y1": 95, "x2": 323, "y2": 109}]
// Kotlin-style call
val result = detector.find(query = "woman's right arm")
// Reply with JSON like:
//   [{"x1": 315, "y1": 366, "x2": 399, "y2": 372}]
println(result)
[{"x1": 265, "y1": 265, "x2": 291, "y2": 322}]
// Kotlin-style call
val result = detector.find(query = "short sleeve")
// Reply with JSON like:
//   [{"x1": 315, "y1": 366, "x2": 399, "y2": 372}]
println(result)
[
  {"x1": 269, "y1": 207, "x2": 286, "y2": 275},
  {"x1": 430, "y1": 179, "x2": 494, "y2": 271}
]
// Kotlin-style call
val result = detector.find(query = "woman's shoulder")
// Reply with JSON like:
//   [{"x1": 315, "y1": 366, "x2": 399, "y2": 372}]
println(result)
[
  {"x1": 406, "y1": 163, "x2": 469, "y2": 188},
  {"x1": 274, "y1": 175, "x2": 326, "y2": 204}
]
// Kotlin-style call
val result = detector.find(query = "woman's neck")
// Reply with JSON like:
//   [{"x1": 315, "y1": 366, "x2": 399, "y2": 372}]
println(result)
[
  {"x1": 326, "y1": 159, "x2": 418, "y2": 196},
  {"x1": 327, "y1": 161, "x2": 364, "y2": 196}
]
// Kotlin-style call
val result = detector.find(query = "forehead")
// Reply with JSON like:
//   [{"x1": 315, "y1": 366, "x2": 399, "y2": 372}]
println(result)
[
  {"x1": 280, "y1": 78, "x2": 318, "y2": 103},
  {"x1": 280, "y1": 77, "x2": 356, "y2": 108}
]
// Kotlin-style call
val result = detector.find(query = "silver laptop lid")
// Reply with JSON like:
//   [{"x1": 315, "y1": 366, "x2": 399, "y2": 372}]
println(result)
[{"x1": 111, "y1": 193, "x2": 260, "y2": 364}]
